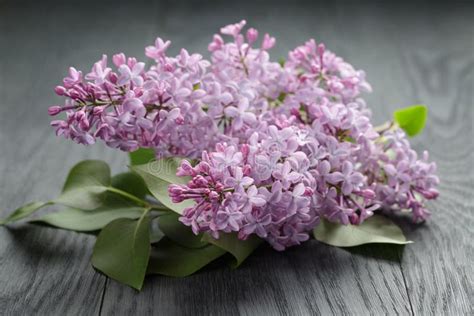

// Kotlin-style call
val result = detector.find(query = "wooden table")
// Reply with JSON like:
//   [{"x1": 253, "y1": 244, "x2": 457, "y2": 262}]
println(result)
[{"x1": 0, "y1": 1, "x2": 472, "y2": 315}]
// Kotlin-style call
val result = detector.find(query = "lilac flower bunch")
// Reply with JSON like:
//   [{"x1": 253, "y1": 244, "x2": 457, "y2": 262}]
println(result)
[
  {"x1": 49, "y1": 41, "x2": 218, "y2": 157},
  {"x1": 48, "y1": 20, "x2": 288, "y2": 157},
  {"x1": 169, "y1": 130, "x2": 320, "y2": 250},
  {"x1": 49, "y1": 20, "x2": 439, "y2": 251},
  {"x1": 170, "y1": 120, "x2": 438, "y2": 250}
]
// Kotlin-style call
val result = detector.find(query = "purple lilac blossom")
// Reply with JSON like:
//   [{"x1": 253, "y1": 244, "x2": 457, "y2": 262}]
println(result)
[{"x1": 49, "y1": 20, "x2": 439, "y2": 250}]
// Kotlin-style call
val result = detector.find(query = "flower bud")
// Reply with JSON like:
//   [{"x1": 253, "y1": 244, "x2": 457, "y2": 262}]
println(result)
[
  {"x1": 262, "y1": 33, "x2": 275, "y2": 50},
  {"x1": 246, "y1": 28, "x2": 258, "y2": 44},
  {"x1": 108, "y1": 72, "x2": 118, "y2": 84},
  {"x1": 242, "y1": 164, "x2": 252, "y2": 176},
  {"x1": 349, "y1": 213, "x2": 360, "y2": 225},
  {"x1": 197, "y1": 162, "x2": 211, "y2": 175},
  {"x1": 215, "y1": 182, "x2": 224, "y2": 192},
  {"x1": 112, "y1": 53, "x2": 126, "y2": 66},
  {"x1": 69, "y1": 90, "x2": 81, "y2": 99},
  {"x1": 420, "y1": 189, "x2": 439, "y2": 199},
  {"x1": 357, "y1": 189, "x2": 376, "y2": 199},
  {"x1": 127, "y1": 57, "x2": 137, "y2": 68},
  {"x1": 54, "y1": 86, "x2": 67, "y2": 96},
  {"x1": 209, "y1": 191, "x2": 219, "y2": 200},
  {"x1": 303, "y1": 187, "x2": 314, "y2": 196},
  {"x1": 164, "y1": 63, "x2": 174, "y2": 72},
  {"x1": 48, "y1": 106, "x2": 63, "y2": 116},
  {"x1": 317, "y1": 43, "x2": 326, "y2": 56},
  {"x1": 175, "y1": 114, "x2": 185, "y2": 125},
  {"x1": 92, "y1": 106, "x2": 105, "y2": 116},
  {"x1": 241, "y1": 144, "x2": 250, "y2": 157}
]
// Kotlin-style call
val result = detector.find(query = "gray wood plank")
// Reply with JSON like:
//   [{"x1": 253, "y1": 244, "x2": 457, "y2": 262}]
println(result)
[
  {"x1": 102, "y1": 242, "x2": 411, "y2": 316},
  {"x1": 0, "y1": 4, "x2": 107, "y2": 313},
  {"x1": 0, "y1": 1, "x2": 472, "y2": 315},
  {"x1": 0, "y1": 1, "x2": 156, "y2": 315},
  {"x1": 335, "y1": 3, "x2": 474, "y2": 315},
  {"x1": 328, "y1": 3, "x2": 474, "y2": 314},
  {"x1": 384, "y1": 7, "x2": 474, "y2": 315}
]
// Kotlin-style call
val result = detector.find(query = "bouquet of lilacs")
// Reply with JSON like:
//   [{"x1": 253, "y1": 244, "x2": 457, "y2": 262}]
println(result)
[{"x1": 1, "y1": 21, "x2": 439, "y2": 290}]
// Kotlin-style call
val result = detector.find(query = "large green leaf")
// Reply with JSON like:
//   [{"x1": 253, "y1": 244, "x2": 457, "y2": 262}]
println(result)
[
  {"x1": 92, "y1": 214, "x2": 151, "y2": 290},
  {"x1": 158, "y1": 213, "x2": 207, "y2": 248},
  {"x1": 313, "y1": 215, "x2": 413, "y2": 247},
  {"x1": 131, "y1": 159, "x2": 194, "y2": 214},
  {"x1": 111, "y1": 172, "x2": 148, "y2": 199},
  {"x1": 129, "y1": 148, "x2": 156, "y2": 165},
  {"x1": 202, "y1": 233, "x2": 263, "y2": 268},
  {"x1": 149, "y1": 217, "x2": 165, "y2": 244},
  {"x1": 1, "y1": 162, "x2": 151, "y2": 227},
  {"x1": 0, "y1": 201, "x2": 51, "y2": 225},
  {"x1": 30, "y1": 171, "x2": 149, "y2": 231},
  {"x1": 147, "y1": 238, "x2": 226, "y2": 277},
  {"x1": 31, "y1": 207, "x2": 144, "y2": 231},
  {"x1": 393, "y1": 105, "x2": 428, "y2": 137},
  {"x1": 54, "y1": 160, "x2": 111, "y2": 210}
]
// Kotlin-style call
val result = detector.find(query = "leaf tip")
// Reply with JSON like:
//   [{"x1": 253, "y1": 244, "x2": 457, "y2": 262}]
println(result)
[
  {"x1": 393, "y1": 104, "x2": 428, "y2": 137},
  {"x1": 131, "y1": 280, "x2": 145, "y2": 291}
]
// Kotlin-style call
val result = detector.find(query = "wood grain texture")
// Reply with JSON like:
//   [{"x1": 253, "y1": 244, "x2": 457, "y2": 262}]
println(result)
[
  {"x1": 0, "y1": 1, "x2": 156, "y2": 315},
  {"x1": 0, "y1": 1, "x2": 472, "y2": 315},
  {"x1": 386, "y1": 7, "x2": 474, "y2": 315},
  {"x1": 102, "y1": 243, "x2": 411, "y2": 316}
]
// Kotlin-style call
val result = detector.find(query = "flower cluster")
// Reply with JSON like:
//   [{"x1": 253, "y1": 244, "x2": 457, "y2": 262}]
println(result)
[
  {"x1": 50, "y1": 20, "x2": 439, "y2": 250},
  {"x1": 170, "y1": 113, "x2": 439, "y2": 250},
  {"x1": 49, "y1": 41, "x2": 218, "y2": 157},
  {"x1": 372, "y1": 129, "x2": 439, "y2": 222},
  {"x1": 170, "y1": 129, "x2": 320, "y2": 250}
]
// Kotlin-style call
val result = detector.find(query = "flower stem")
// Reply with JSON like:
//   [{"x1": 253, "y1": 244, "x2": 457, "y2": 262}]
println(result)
[
  {"x1": 149, "y1": 204, "x2": 171, "y2": 212},
  {"x1": 106, "y1": 187, "x2": 149, "y2": 207},
  {"x1": 374, "y1": 120, "x2": 396, "y2": 134},
  {"x1": 106, "y1": 187, "x2": 172, "y2": 213}
]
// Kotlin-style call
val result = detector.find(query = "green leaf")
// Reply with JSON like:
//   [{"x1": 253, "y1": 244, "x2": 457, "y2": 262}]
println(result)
[
  {"x1": 31, "y1": 207, "x2": 144, "y2": 231},
  {"x1": 158, "y1": 213, "x2": 207, "y2": 248},
  {"x1": 313, "y1": 215, "x2": 413, "y2": 247},
  {"x1": 202, "y1": 233, "x2": 263, "y2": 268},
  {"x1": 131, "y1": 158, "x2": 194, "y2": 214},
  {"x1": 147, "y1": 238, "x2": 226, "y2": 277},
  {"x1": 0, "y1": 201, "x2": 51, "y2": 225},
  {"x1": 149, "y1": 217, "x2": 165, "y2": 244},
  {"x1": 54, "y1": 160, "x2": 111, "y2": 210},
  {"x1": 30, "y1": 171, "x2": 149, "y2": 231},
  {"x1": 393, "y1": 105, "x2": 428, "y2": 137},
  {"x1": 129, "y1": 148, "x2": 156, "y2": 165},
  {"x1": 92, "y1": 214, "x2": 151, "y2": 290},
  {"x1": 111, "y1": 172, "x2": 148, "y2": 199}
]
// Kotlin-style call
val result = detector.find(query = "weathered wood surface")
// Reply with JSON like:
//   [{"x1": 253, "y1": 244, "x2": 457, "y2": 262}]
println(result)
[{"x1": 0, "y1": 1, "x2": 472, "y2": 315}]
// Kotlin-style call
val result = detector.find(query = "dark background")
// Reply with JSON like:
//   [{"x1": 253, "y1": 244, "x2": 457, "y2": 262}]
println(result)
[{"x1": 0, "y1": 1, "x2": 472, "y2": 315}]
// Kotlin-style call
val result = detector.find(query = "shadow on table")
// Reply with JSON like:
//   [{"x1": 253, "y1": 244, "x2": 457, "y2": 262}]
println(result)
[
  {"x1": 3, "y1": 221, "x2": 408, "y2": 315},
  {"x1": 2, "y1": 223, "x2": 95, "y2": 258},
  {"x1": 128, "y1": 240, "x2": 406, "y2": 314}
]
